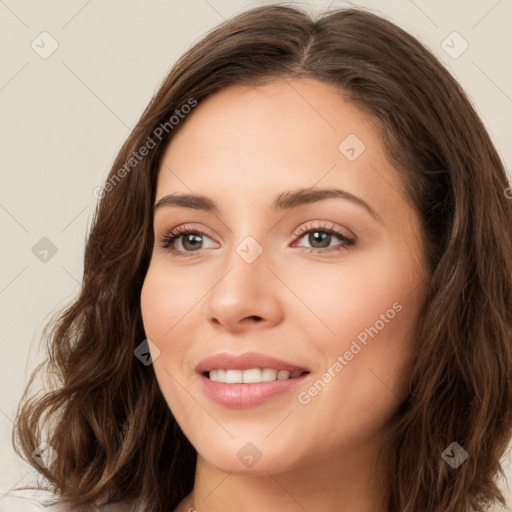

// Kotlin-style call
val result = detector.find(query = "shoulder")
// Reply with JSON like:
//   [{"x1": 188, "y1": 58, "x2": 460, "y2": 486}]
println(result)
[
  {"x1": 0, "y1": 493, "x2": 134, "y2": 512},
  {"x1": 0, "y1": 493, "x2": 68, "y2": 512}
]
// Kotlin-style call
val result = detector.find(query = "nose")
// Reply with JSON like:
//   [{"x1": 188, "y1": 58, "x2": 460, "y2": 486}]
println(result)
[{"x1": 203, "y1": 243, "x2": 284, "y2": 333}]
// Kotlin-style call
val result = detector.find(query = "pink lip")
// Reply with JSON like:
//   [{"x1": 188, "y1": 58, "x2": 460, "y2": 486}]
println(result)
[
  {"x1": 199, "y1": 374, "x2": 310, "y2": 408},
  {"x1": 195, "y1": 352, "x2": 311, "y2": 408}
]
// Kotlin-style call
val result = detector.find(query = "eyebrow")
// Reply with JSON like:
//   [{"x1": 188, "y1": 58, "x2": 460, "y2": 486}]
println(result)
[{"x1": 153, "y1": 187, "x2": 381, "y2": 222}]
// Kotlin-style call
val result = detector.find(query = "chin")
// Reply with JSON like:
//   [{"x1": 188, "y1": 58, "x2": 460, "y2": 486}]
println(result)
[{"x1": 195, "y1": 437, "x2": 307, "y2": 476}]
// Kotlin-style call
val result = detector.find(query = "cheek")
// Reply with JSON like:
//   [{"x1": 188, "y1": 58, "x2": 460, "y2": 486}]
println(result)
[
  {"x1": 299, "y1": 247, "x2": 423, "y2": 401},
  {"x1": 140, "y1": 262, "x2": 202, "y2": 342},
  {"x1": 291, "y1": 245, "x2": 423, "y2": 417},
  {"x1": 290, "y1": 245, "x2": 423, "y2": 348},
  {"x1": 140, "y1": 264, "x2": 200, "y2": 417}
]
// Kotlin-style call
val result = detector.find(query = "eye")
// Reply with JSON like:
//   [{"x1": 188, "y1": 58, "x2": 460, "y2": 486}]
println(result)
[
  {"x1": 292, "y1": 221, "x2": 355, "y2": 254},
  {"x1": 159, "y1": 225, "x2": 217, "y2": 256},
  {"x1": 159, "y1": 221, "x2": 355, "y2": 257}
]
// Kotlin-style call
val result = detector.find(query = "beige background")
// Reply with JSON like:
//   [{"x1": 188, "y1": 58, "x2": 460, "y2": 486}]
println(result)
[{"x1": 1, "y1": 0, "x2": 511, "y2": 505}]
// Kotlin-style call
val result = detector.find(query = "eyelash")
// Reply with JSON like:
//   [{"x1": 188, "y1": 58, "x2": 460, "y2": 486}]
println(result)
[{"x1": 159, "y1": 221, "x2": 356, "y2": 258}]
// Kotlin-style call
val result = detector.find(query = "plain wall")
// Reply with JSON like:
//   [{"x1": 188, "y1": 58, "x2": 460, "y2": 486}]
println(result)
[{"x1": 1, "y1": 0, "x2": 511, "y2": 504}]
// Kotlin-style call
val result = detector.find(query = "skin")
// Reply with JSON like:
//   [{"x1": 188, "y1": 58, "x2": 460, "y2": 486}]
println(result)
[{"x1": 140, "y1": 77, "x2": 430, "y2": 512}]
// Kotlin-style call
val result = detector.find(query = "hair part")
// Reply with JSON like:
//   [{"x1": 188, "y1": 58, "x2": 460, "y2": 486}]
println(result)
[{"x1": 13, "y1": 4, "x2": 512, "y2": 512}]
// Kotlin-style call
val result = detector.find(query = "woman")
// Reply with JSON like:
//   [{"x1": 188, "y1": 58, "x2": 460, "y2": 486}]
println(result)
[{"x1": 7, "y1": 4, "x2": 512, "y2": 512}]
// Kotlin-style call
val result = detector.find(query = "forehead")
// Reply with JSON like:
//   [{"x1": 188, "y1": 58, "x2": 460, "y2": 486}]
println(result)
[
  {"x1": 156, "y1": 78, "x2": 405, "y2": 220},
  {"x1": 162, "y1": 77, "x2": 375, "y2": 168}
]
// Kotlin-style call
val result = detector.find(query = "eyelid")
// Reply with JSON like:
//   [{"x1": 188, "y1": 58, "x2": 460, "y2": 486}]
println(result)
[{"x1": 290, "y1": 220, "x2": 355, "y2": 244}]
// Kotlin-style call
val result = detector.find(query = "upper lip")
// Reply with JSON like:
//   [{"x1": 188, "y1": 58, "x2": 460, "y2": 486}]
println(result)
[{"x1": 196, "y1": 352, "x2": 310, "y2": 374}]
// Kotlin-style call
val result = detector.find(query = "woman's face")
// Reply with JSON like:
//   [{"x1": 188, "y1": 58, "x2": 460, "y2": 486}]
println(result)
[{"x1": 141, "y1": 77, "x2": 429, "y2": 476}]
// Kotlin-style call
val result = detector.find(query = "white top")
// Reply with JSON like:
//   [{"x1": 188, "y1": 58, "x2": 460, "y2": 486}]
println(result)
[
  {"x1": 2, "y1": 490, "x2": 509, "y2": 512},
  {"x1": 0, "y1": 492, "x2": 133, "y2": 512}
]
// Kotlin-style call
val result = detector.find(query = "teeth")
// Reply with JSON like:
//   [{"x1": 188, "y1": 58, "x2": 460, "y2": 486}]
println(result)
[
  {"x1": 262, "y1": 368, "x2": 278, "y2": 382},
  {"x1": 244, "y1": 368, "x2": 264, "y2": 383},
  {"x1": 225, "y1": 369, "x2": 243, "y2": 383},
  {"x1": 208, "y1": 368, "x2": 304, "y2": 383}
]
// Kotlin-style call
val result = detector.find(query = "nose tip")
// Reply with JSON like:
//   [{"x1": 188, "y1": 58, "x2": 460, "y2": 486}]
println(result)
[{"x1": 203, "y1": 258, "x2": 284, "y2": 331}]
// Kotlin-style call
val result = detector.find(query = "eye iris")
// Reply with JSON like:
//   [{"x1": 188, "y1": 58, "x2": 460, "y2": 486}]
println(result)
[
  {"x1": 183, "y1": 233, "x2": 203, "y2": 251},
  {"x1": 309, "y1": 231, "x2": 330, "y2": 248}
]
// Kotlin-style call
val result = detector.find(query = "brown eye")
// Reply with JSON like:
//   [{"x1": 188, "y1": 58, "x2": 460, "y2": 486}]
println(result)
[
  {"x1": 294, "y1": 225, "x2": 355, "y2": 253},
  {"x1": 160, "y1": 228, "x2": 217, "y2": 255}
]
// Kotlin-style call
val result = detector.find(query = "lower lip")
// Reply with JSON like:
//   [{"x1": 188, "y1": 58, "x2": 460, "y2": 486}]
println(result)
[{"x1": 199, "y1": 372, "x2": 310, "y2": 408}]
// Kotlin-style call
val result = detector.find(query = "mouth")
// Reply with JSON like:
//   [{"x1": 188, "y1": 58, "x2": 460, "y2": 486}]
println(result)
[
  {"x1": 195, "y1": 351, "x2": 311, "y2": 407},
  {"x1": 196, "y1": 351, "x2": 310, "y2": 379},
  {"x1": 203, "y1": 368, "x2": 309, "y2": 383}
]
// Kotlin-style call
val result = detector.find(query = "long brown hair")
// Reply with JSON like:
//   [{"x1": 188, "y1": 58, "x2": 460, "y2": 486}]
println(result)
[{"x1": 13, "y1": 5, "x2": 512, "y2": 512}]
